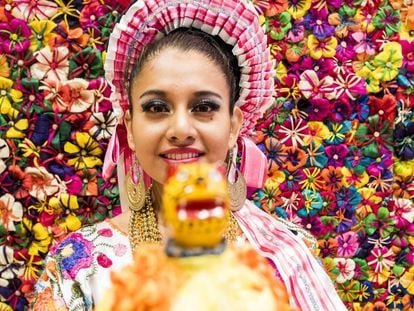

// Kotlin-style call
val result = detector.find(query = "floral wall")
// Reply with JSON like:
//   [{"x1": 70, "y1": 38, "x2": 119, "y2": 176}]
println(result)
[{"x1": 0, "y1": 0, "x2": 413, "y2": 310}]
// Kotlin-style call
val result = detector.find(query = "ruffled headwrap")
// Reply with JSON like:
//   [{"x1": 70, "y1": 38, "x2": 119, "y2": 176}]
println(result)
[{"x1": 103, "y1": 0, "x2": 274, "y2": 195}]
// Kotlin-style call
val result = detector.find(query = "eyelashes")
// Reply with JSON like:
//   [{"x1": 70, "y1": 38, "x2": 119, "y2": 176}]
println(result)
[
  {"x1": 141, "y1": 100, "x2": 169, "y2": 113},
  {"x1": 140, "y1": 99, "x2": 221, "y2": 114},
  {"x1": 192, "y1": 100, "x2": 220, "y2": 113}
]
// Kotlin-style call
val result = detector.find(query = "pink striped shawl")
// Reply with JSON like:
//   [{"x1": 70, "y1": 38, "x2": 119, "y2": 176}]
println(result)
[{"x1": 234, "y1": 201, "x2": 347, "y2": 311}]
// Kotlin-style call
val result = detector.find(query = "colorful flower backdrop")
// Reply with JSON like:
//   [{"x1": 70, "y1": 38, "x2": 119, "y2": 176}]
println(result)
[{"x1": 0, "y1": 0, "x2": 413, "y2": 310}]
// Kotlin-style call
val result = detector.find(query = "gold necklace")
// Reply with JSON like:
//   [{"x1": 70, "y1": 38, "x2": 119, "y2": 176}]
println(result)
[
  {"x1": 128, "y1": 189, "x2": 162, "y2": 251},
  {"x1": 128, "y1": 190, "x2": 240, "y2": 251}
]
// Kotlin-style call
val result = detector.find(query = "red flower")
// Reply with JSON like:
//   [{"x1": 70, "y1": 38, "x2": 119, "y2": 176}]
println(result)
[
  {"x1": 368, "y1": 94, "x2": 397, "y2": 124},
  {"x1": 97, "y1": 253, "x2": 112, "y2": 268},
  {"x1": 98, "y1": 228, "x2": 113, "y2": 237}
]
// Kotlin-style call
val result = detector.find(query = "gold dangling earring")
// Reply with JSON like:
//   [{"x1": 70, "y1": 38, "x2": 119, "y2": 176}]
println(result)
[
  {"x1": 226, "y1": 148, "x2": 247, "y2": 212},
  {"x1": 125, "y1": 163, "x2": 146, "y2": 211}
]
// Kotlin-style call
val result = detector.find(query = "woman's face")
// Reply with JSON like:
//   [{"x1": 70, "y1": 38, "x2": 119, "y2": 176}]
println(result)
[{"x1": 125, "y1": 47, "x2": 243, "y2": 184}]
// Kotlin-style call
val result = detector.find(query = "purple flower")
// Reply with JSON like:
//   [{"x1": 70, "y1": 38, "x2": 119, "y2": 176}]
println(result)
[
  {"x1": 337, "y1": 231, "x2": 359, "y2": 257},
  {"x1": 325, "y1": 143, "x2": 349, "y2": 167},
  {"x1": 328, "y1": 98, "x2": 352, "y2": 122},
  {"x1": 350, "y1": 95, "x2": 370, "y2": 122},
  {"x1": 311, "y1": 57, "x2": 336, "y2": 77},
  {"x1": 306, "y1": 98, "x2": 331, "y2": 121},
  {"x1": 401, "y1": 40, "x2": 414, "y2": 72},
  {"x1": 335, "y1": 37, "x2": 357, "y2": 62},
  {"x1": 286, "y1": 18, "x2": 306, "y2": 43},
  {"x1": 351, "y1": 30, "x2": 377, "y2": 56},
  {"x1": 0, "y1": 18, "x2": 31, "y2": 54},
  {"x1": 52, "y1": 233, "x2": 93, "y2": 279},
  {"x1": 303, "y1": 7, "x2": 335, "y2": 40}
]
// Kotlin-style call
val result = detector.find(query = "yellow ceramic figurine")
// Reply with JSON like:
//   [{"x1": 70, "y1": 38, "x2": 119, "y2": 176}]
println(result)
[
  {"x1": 163, "y1": 163, "x2": 230, "y2": 250},
  {"x1": 95, "y1": 163, "x2": 293, "y2": 311}
]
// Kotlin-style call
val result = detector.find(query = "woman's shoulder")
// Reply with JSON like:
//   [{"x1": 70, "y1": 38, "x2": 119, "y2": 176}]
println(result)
[{"x1": 239, "y1": 200, "x2": 318, "y2": 251}]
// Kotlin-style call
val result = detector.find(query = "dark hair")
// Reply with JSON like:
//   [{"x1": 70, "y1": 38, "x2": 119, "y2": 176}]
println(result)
[{"x1": 127, "y1": 28, "x2": 241, "y2": 114}]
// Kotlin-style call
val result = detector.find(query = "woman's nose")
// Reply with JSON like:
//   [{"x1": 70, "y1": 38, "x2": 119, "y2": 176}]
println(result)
[{"x1": 166, "y1": 109, "x2": 196, "y2": 144}]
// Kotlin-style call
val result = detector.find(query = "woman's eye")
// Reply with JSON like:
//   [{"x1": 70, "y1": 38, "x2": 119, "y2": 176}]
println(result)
[
  {"x1": 192, "y1": 101, "x2": 220, "y2": 113},
  {"x1": 141, "y1": 101, "x2": 170, "y2": 113}
]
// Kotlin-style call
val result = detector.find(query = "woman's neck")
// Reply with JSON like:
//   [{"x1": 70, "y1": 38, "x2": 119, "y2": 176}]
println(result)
[{"x1": 151, "y1": 181, "x2": 163, "y2": 212}]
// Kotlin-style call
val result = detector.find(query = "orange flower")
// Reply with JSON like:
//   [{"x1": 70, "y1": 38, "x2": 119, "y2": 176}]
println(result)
[
  {"x1": 49, "y1": 21, "x2": 89, "y2": 52},
  {"x1": 282, "y1": 146, "x2": 307, "y2": 172},
  {"x1": 321, "y1": 166, "x2": 343, "y2": 192},
  {"x1": 264, "y1": 0, "x2": 288, "y2": 16}
]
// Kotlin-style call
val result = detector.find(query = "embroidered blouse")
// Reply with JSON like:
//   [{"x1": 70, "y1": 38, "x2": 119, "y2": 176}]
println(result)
[{"x1": 32, "y1": 201, "x2": 346, "y2": 311}]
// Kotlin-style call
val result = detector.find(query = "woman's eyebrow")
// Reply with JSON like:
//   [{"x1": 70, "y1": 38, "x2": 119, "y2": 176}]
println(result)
[
  {"x1": 139, "y1": 89, "x2": 167, "y2": 99},
  {"x1": 193, "y1": 91, "x2": 223, "y2": 100}
]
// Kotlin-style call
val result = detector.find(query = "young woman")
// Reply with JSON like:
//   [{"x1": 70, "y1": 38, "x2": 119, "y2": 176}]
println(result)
[{"x1": 32, "y1": 1, "x2": 346, "y2": 310}]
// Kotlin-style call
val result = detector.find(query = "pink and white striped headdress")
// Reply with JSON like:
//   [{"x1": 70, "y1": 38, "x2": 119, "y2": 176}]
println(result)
[{"x1": 103, "y1": 0, "x2": 274, "y2": 192}]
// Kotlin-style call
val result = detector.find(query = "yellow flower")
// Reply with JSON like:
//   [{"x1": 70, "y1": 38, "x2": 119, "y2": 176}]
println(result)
[
  {"x1": 371, "y1": 42, "x2": 403, "y2": 82},
  {"x1": 18, "y1": 138, "x2": 42, "y2": 166},
  {"x1": 5, "y1": 108, "x2": 29, "y2": 139},
  {"x1": 394, "y1": 158, "x2": 414, "y2": 178},
  {"x1": 49, "y1": 193, "x2": 79, "y2": 213},
  {"x1": 22, "y1": 218, "x2": 52, "y2": 256},
  {"x1": 354, "y1": 9, "x2": 375, "y2": 32},
  {"x1": 356, "y1": 187, "x2": 382, "y2": 217},
  {"x1": 275, "y1": 61, "x2": 287, "y2": 83},
  {"x1": 300, "y1": 167, "x2": 324, "y2": 191},
  {"x1": 307, "y1": 35, "x2": 337, "y2": 59},
  {"x1": 306, "y1": 121, "x2": 330, "y2": 146},
  {"x1": 401, "y1": 266, "x2": 414, "y2": 295},
  {"x1": 64, "y1": 132, "x2": 103, "y2": 169},
  {"x1": 265, "y1": 170, "x2": 285, "y2": 190},
  {"x1": 287, "y1": 0, "x2": 311, "y2": 19},
  {"x1": 60, "y1": 213, "x2": 82, "y2": 232},
  {"x1": 341, "y1": 168, "x2": 369, "y2": 188},
  {"x1": 356, "y1": 66, "x2": 380, "y2": 93},
  {"x1": 369, "y1": 268, "x2": 390, "y2": 285},
  {"x1": 0, "y1": 302, "x2": 13, "y2": 311},
  {"x1": 0, "y1": 77, "x2": 23, "y2": 115},
  {"x1": 29, "y1": 20, "x2": 57, "y2": 51}
]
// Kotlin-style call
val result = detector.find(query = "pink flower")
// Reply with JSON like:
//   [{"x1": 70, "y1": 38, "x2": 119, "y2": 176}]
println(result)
[
  {"x1": 334, "y1": 258, "x2": 356, "y2": 283},
  {"x1": 114, "y1": 243, "x2": 127, "y2": 257},
  {"x1": 0, "y1": 18, "x2": 32, "y2": 53},
  {"x1": 97, "y1": 253, "x2": 112, "y2": 268},
  {"x1": 390, "y1": 198, "x2": 414, "y2": 228},
  {"x1": 325, "y1": 144, "x2": 349, "y2": 167},
  {"x1": 277, "y1": 116, "x2": 310, "y2": 149},
  {"x1": 88, "y1": 78, "x2": 112, "y2": 113},
  {"x1": 31, "y1": 46, "x2": 69, "y2": 81},
  {"x1": 98, "y1": 228, "x2": 113, "y2": 237},
  {"x1": 352, "y1": 31, "x2": 377, "y2": 55},
  {"x1": 367, "y1": 246, "x2": 395, "y2": 273},
  {"x1": 336, "y1": 231, "x2": 359, "y2": 257},
  {"x1": 332, "y1": 72, "x2": 367, "y2": 100},
  {"x1": 299, "y1": 70, "x2": 335, "y2": 100}
]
